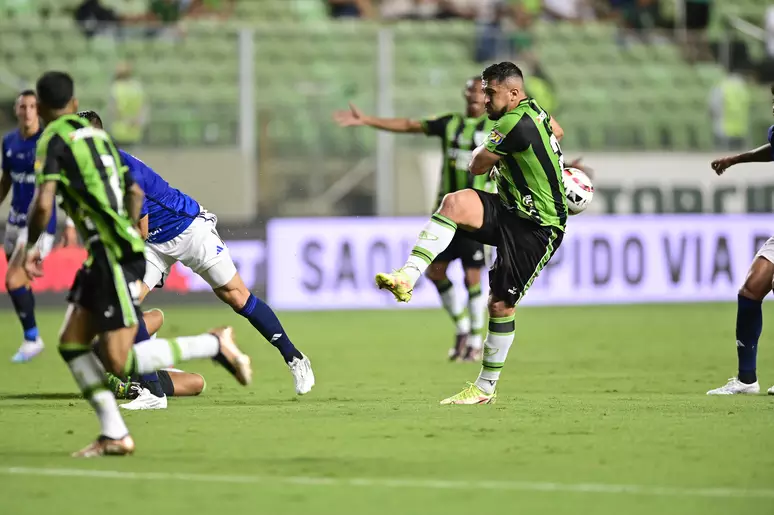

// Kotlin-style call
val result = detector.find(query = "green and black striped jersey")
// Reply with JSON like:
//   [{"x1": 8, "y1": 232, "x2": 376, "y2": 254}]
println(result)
[
  {"x1": 421, "y1": 112, "x2": 496, "y2": 208},
  {"x1": 35, "y1": 114, "x2": 144, "y2": 261},
  {"x1": 484, "y1": 98, "x2": 567, "y2": 230}
]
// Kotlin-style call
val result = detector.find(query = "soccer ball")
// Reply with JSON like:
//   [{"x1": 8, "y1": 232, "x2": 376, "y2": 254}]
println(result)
[{"x1": 562, "y1": 167, "x2": 594, "y2": 215}]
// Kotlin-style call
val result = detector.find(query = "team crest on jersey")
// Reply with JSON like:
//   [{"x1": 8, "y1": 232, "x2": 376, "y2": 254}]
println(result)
[
  {"x1": 488, "y1": 130, "x2": 504, "y2": 145},
  {"x1": 535, "y1": 111, "x2": 547, "y2": 124},
  {"x1": 34, "y1": 159, "x2": 42, "y2": 172}
]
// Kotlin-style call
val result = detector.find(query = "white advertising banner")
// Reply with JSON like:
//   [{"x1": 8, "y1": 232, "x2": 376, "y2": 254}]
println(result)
[{"x1": 267, "y1": 215, "x2": 774, "y2": 311}]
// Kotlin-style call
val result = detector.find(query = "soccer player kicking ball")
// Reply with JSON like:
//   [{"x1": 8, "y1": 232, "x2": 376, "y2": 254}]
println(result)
[
  {"x1": 22, "y1": 71, "x2": 252, "y2": 456},
  {"x1": 375, "y1": 62, "x2": 567, "y2": 405},
  {"x1": 77, "y1": 111, "x2": 313, "y2": 408},
  {"x1": 1, "y1": 90, "x2": 77, "y2": 362},
  {"x1": 707, "y1": 84, "x2": 774, "y2": 396},
  {"x1": 334, "y1": 78, "x2": 495, "y2": 362}
]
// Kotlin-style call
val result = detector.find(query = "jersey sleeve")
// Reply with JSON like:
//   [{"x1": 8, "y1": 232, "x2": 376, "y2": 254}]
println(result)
[
  {"x1": 35, "y1": 134, "x2": 67, "y2": 184},
  {"x1": 420, "y1": 113, "x2": 453, "y2": 138},
  {"x1": 484, "y1": 112, "x2": 528, "y2": 156}
]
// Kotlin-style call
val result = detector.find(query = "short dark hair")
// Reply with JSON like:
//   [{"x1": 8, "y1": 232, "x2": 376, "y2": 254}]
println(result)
[
  {"x1": 481, "y1": 62, "x2": 524, "y2": 84},
  {"x1": 78, "y1": 110, "x2": 103, "y2": 128},
  {"x1": 36, "y1": 71, "x2": 74, "y2": 110},
  {"x1": 18, "y1": 89, "x2": 36, "y2": 99}
]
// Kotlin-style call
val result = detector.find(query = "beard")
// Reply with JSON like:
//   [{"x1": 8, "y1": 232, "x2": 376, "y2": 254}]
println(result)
[{"x1": 486, "y1": 104, "x2": 508, "y2": 120}]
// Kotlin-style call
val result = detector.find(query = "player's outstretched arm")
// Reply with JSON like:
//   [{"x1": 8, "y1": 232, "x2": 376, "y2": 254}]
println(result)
[
  {"x1": 711, "y1": 143, "x2": 773, "y2": 176},
  {"x1": 332, "y1": 103, "x2": 424, "y2": 133}
]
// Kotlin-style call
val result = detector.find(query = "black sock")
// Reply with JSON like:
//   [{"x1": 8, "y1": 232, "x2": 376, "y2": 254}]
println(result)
[{"x1": 736, "y1": 294, "x2": 762, "y2": 384}]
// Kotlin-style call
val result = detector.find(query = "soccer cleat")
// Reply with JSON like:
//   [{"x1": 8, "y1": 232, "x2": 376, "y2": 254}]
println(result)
[
  {"x1": 11, "y1": 338, "x2": 44, "y2": 363},
  {"x1": 706, "y1": 377, "x2": 760, "y2": 395},
  {"x1": 72, "y1": 435, "x2": 135, "y2": 458},
  {"x1": 375, "y1": 269, "x2": 413, "y2": 303},
  {"x1": 768, "y1": 385, "x2": 774, "y2": 395},
  {"x1": 106, "y1": 373, "x2": 128, "y2": 399},
  {"x1": 119, "y1": 387, "x2": 168, "y2": 410},
  {"x1": 210, "y1": 326, "x2": 252, "y2": 386},
  {"x1": 448, "y1": 333, "x2": 468, "y2": 362},
  {"x1": 440, "y1": 382, "x2": 497, "y2": 405},
  {"x1": 289, "y1": 354, "x2": 315, "y2": 395}
]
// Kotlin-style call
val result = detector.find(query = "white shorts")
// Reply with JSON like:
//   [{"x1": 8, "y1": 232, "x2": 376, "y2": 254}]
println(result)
[
  {"x1": 755, "y1": 237, "x2": 774, "y2": 264},
  {"x1": 3, "y1": 225, "x2": 56, "y2": 260},
  {"x1": 143, "y1": 215, "x2": 237, "y2": 291}
]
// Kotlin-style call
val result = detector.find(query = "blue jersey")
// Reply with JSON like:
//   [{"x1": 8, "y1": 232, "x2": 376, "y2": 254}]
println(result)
[
  {"x1": 2, "y1": 128, "x2": 56, "y2": 233},
  {"x1": 120, "y1": 150, "x2": 201, "y2": 244}
]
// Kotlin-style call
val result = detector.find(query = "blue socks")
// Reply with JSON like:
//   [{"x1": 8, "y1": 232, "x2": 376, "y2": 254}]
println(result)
[
  {"x1": 8, "y1": 286, "x2": 38, "y2": 341},
  {"x1": 238, "y1": 294, "x2": 302, "y2": 364},
  {"x1": 736, "y1": 294, "x2": 763, "y2": 384},
  {"x1": 133, "y1": 315, "x2": 164, "y2": 398}
]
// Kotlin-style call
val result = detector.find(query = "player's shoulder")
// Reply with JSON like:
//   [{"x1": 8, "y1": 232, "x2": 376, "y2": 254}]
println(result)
[
  {"x1": 424, "y1": 112, "x2": 459, "y2": 123},
  {"x1": 2, "y1": 128, "x2": 19, "y2": 146}
]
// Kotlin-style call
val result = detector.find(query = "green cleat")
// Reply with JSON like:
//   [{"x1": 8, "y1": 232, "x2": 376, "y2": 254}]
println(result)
[
  {"x1": 106, "y1": 373, "x2": 129, "y2": 399},
  {"x1": 375, "y1": 269, "x2": 413, "y2": 303},
  {"x1": 440, "y1": 382, "x2": 497, "y2": 405}
]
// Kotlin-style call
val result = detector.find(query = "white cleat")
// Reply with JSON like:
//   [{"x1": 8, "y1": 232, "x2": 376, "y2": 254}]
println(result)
[
  {"x1": 707, "y1": 377, "x2": 760, "y2": 395},
  {"x1": 11, "y1": 338, "x2": 44, "y2": 363},
  {"x1": 289, "y1": 354, "x2": 315, "y2": 395},
  {"x1": 119, "y1": 387, "x2": 168, "y2": 410},
  {"x1": 768, "y1": 385, "x2": 774, "y2": 395}
]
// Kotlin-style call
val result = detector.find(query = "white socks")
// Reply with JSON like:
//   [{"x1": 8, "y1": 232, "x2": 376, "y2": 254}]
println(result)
[
  {"x1": 404, "y1": 214, "x2": 457, "y2": 285},
  {"x1": 475, "y1": 315, "x2": 516, "y2": 394},
  {"x1": 433, "y1": 278, "x2": 470, "y2": 334},
  {"x1": 66, "y1": 351, "x2": 128, "y2": 439},
  {"x1": 467, "y1": 283, "x2": 486, "y2": 350},
  {"x1": 131, "y1": 334, "x2": 220, "y2": 374}
]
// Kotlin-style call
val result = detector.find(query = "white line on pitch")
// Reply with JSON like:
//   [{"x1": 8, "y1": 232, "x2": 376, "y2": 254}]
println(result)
[{"x1": 2, "y1": 466, "x2": 773, "y2": 499}]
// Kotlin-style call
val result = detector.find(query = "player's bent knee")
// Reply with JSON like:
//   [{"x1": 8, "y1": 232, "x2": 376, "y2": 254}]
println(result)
[
  {"x1": 739, "y1": 284, "x2": 768, "y2": 302},
  {"x1": 191, "y1": 374, "x2": 205, "y2": 396},
  {"x1": 488, "y1": 297, "x2": 515, "y2": 317}
]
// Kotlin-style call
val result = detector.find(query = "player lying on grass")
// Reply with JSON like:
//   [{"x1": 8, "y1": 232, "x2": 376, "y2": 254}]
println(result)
[
  {"x1": 78, "y1": 111, "x2": 314, "y2": 407},
  {"x1": 1, "y1": 89, "x2": 77, "y2": 363},
  {"x1": 707, "y1": 83, "x2": 774, "y2": 396},
  {"x1": 107, "y1": 309, "x2": 207, "y2": 400},
  {"x1": 334, "y1": 77, "x2": 495, "y2": 362},
  {"x1": 22, "y1": 71, "x2": 252, "y2": 456},
  {"x1": 375, "y1": 62, "x2": 567, "y2": 404}
]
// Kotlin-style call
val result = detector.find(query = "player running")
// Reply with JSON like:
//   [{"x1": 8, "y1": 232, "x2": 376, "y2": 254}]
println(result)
[
  {"x1": 23, "y1": 71, "x2": 252, "y2": 456},
  {"x1": 77, "y1": 111, "x2": 314, "y2": 406},
  {"x1": 334, "y1": 78, "x2": 495, "y2": 362},
  {"x1": 707, "y1": 84, "x2": 774, "y2": 396},
  {"x1": 1, "y1": 90, "x2": 76, "y2": 362},
  {"x1": 375, "y1": 62, "x2": 567, "y2": 404}
]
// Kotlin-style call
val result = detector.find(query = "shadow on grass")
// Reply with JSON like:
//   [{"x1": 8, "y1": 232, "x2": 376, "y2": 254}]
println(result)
[{"x1": 0, "y1": 393, "x2": 82, "y2": 401}]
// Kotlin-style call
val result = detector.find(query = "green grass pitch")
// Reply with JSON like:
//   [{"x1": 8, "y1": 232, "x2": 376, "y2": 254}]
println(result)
[{"x1": 0, "y1": 303, "x2": 772, "y2": 515}]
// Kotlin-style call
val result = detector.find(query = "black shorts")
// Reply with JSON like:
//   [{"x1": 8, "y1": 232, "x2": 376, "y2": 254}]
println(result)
[
  {"x1": 435, "y1": 232, "x2": 486, "y2": 268},
  {"x1": 67, "y1": 245, "x2": 145, "y2": 333},
  {"x1": 461, "y1": 190, "x2": 564, "y2": 306}
]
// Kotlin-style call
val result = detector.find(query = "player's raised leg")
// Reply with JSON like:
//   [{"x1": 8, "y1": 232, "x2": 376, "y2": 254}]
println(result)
[
  {"x1": 376, "y1": 189, "x2": 485, "y2": 302},
  {"x1": 707, "y1": 252, "x2": 774, "y2": 395},
  {"x1": 6, "y1": 241, "x2": 44, "y2": 362},
  {"x1": 426, "y1": 260, "x2": 470, "y2": 360}
]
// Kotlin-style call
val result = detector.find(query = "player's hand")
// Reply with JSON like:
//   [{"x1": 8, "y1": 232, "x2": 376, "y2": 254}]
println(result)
[
  {"x1": 332, "y1": 103, "x2": 366, "y2": 127},
  {"x1": 57, "y1": 225, "x2": 79, "y2": 248},
  {"x1": 711, "y1": 156, "x2": 737, "y2": 176},
  {"x1": 23, "y1": 248, "x2": 44, "y2": 279}
]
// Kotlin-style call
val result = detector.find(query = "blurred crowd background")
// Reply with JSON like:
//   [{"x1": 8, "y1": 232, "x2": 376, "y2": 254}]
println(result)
[{"x1": 0, "y1": 0, "x2": 772, "y2": 219}]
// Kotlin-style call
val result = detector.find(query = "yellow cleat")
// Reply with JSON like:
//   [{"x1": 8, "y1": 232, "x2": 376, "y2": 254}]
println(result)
[
  {"x1": 375, "y1": 269, "x2": 413, "y2": 303},
  {"x1": 440, "y1": 382, "x2": 497, "y2": 405}
]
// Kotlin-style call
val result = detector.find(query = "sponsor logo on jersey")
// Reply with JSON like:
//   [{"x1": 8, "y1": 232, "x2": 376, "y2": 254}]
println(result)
[
  {"x1": 536, "y1": 111, "x2": 547, "y2": 124},
  {"x1": 33, "y1": 160, "x2": 42, "y2": 172},
  {"x1": 488, "y1": 130, "x2": 504, "y2": 145}
]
